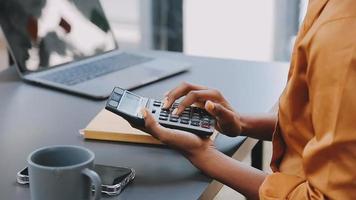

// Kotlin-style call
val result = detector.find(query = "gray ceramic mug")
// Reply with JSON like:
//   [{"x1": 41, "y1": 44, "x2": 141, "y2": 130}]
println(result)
[{"x1": 27, "y1": 145, "x2": 101, "y2": 200}]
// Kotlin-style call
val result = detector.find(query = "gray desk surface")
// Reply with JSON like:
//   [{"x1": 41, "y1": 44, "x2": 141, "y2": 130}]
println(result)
[{"x1": 0, "y1": 51, "x2": 288, "y2": 200}]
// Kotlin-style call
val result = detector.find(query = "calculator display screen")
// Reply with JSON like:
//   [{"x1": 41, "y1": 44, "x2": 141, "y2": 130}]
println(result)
[{"x1": 119, "y1": 93, "x2": 141, "y2": 115}]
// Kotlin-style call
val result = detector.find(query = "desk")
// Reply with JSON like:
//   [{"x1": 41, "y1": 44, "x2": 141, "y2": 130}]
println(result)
[{"x1": 0, "y1": 51, "x2": 288, "y2": 200}]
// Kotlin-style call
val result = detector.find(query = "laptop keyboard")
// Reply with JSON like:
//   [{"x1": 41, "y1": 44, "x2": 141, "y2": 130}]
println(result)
[{"x1": 41, "y1": 53, "x2": 153, "y2": 86}]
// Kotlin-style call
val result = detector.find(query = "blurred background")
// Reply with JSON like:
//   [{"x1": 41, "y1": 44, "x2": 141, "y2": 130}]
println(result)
[
  {"x1": 0, "y1": 0, "x2": 308, "y2": 199},
  {"x1": 0, "y1": 0, "x2": 307, "y2": 69},
  {"x1": 102, "y1": 0, "x2": 307, "y2": 61}
]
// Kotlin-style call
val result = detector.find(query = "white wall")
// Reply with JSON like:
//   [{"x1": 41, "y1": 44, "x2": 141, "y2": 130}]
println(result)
[{"x1": 184, "y1": 0, "x2": 275, "y2": 61}]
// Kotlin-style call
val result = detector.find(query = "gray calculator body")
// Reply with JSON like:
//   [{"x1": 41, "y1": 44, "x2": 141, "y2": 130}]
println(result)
[{"x1": 106, "y1": 87, "x2": 215, "y2": 136}]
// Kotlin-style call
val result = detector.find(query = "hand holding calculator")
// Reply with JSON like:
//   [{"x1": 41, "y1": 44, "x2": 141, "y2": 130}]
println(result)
[{"x1": 105, "y1": 87, "x2": 216, "y2": 136}]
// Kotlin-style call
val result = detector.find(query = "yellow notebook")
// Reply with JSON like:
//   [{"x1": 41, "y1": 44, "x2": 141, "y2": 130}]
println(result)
[{"x1": 82, "y1": 109, "x2": 163, "y2": 145}]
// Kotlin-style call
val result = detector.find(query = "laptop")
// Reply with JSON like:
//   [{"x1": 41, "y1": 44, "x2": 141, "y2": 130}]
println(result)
[{"x1": 0, "y1": 0, "x2": 189, "y2": 99}]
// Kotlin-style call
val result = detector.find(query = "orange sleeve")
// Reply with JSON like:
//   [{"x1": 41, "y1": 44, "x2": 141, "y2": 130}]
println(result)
[{"x1": 260, "y1": 18, "x2": 356, "y2": 200}]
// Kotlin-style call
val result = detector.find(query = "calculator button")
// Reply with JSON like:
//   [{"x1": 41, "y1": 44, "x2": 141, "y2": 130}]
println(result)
[
  {"x1": 182, "y1": 111, "x2": 190, "y2": 115},
  {"x1": 153, "y1": 102, "x2": 161, "y2": 107},
  {"x1": 160, "y1": 110, "x2": 169, "y2": 114},
  {"x1": 202, "y1": 120, "x2": 210, "y2": 124},
  {"x1": 169, "y1": 118, "x2": 179, "y2": 122},
  {"x1": 191, "y1": 121, "x2": 200, "y2": 126},
  {"x1": 160, "y1": 113, "x2": 168, "y2": 117},
  {"x1": 181, "y1": 116, "x2": 190, "y2": 120},
  {"x1": 111, "y1": 93, "x2": 122, "y2": 102},
  {"x1": 161, "y1": 108, "x2": 169, "y2": 112},
  {"x1": 108, "y1": 100, "x2": 119, "y2": 108},
  {"x1": 192, "y1": 117, "x2": 200, "y2": 121},
  {"x1": 191, "y1": 119, "x2": 200, "y2": 124},
  {"x1": 159, "y1": 116, "x2": 168, "y2": 121},
  {"x1": 201, "y1": 123, "x2": 211, "y2": 129},
  {"x1": 180, "y1": 116, "x2": 190, "y2": 121},
  {"x1": 180, "y1": 120, "x2": 189, "y2": 124},
  {"x1": 114, "y1": 88, "x2": 124, "y2": 94}
]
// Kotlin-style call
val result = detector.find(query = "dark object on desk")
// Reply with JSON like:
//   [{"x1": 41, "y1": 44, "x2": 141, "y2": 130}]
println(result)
[
  {"x1": 0, "y1": 0, "x2": 189, "y2": 99},
  {"x1": 94, "y1": 164, "x2": 135, "y2": 196},
  {"x1": 17, "y1": 164, "x2": 135, "y2": 196},
  {"x1": 106, "y1": 87, "x2": 215, "y2": 137}
]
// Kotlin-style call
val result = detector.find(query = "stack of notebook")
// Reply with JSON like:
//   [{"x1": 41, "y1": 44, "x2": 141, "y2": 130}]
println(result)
[{"x1": 81, "y1": 109, "x2": 162, "y2": 145}]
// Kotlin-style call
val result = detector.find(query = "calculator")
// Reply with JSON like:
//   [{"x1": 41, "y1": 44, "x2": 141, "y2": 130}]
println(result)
[{"x1": 105, "y1": 87, "x2": 215, "y2": 136}]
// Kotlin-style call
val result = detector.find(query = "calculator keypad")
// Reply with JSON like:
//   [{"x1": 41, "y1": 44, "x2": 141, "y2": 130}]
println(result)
[
  {"x1": 151, "y1": 100, "x2": 215, "y2": 136},
  {"x1": 106, "y1": 87, "x2": 215, "y2": 136}
]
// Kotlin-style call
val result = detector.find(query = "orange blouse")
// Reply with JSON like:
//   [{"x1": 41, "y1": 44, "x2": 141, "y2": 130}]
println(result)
[{"x1": 259, "y1": 0, "x2": 356, "y2": 199}]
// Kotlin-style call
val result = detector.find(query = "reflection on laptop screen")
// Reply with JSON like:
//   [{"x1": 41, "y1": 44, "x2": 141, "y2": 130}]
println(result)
[{"x1": 0, "y1": 0, "x2": 118, "y2": 73}]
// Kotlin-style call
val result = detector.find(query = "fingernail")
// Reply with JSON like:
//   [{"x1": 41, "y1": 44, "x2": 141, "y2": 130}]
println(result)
[
  {"x1": 172, "y1": 108, "x2": 178, "y2": 115},
  {"x1": 205, "y1": 101, "x2": 215, "y2": 111},
  {"x1": 162, "y1": 97, "x2": 169, "y2": 108},
  {"x1": 141, "y1": 108, "x2": 147, "y2": 118}
]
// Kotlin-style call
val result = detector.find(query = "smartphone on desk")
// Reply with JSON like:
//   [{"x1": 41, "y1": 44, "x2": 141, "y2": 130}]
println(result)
[
  {"x1": 105, "y1": 87, "x2": 216, "y2": 137},
  {"x1": 17, "y1": 164, "x2": 135, "y2": 196}
]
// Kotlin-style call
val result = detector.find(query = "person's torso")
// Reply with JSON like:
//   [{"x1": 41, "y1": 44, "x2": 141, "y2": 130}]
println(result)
[{"x1": 273, "y1": 0, "x2": 356, "y2": 177}]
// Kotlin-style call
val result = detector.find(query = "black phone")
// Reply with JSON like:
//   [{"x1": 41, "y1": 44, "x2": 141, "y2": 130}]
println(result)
[
  {"x1": 17, "y1": 164, "x2": 135, "y2": 196},
  {"x1": 105, "y1": 87, "x2": 216, "y2": 136}
]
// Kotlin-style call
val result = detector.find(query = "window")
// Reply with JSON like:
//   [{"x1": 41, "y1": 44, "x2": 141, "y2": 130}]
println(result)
[{"x1": 183, "y1": 0, "x2": 275, "y2": 61}]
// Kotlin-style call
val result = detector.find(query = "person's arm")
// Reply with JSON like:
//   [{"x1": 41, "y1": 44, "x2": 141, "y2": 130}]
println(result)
[
  {"x1": 138, "y1": 108, "x2": 267, "y2": 200},
  {"x1": 240, "y1": 114, "x2": 276, "y2": 141},
  {"x1": 189, "y1": 147, "x2": 267, "y2": 200}
]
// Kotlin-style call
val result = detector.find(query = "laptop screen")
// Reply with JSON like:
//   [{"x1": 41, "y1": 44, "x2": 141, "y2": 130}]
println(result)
[{"x1": 0, "y1": 0, "x2": 118, "y2": 73}]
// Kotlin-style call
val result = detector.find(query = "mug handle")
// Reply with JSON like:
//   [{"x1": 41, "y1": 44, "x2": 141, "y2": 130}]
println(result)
[{"x1": 82, "y1": 168, "x2": 102, "y2": 200}]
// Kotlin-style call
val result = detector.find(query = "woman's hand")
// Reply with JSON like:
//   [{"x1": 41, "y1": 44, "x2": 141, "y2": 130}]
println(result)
[
  {"x1": 163, "y1": 82, "x2": 244, "y2": 137},
  {"x1": 134, "y1": 108, "x2": 214, "y2": 159}
]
